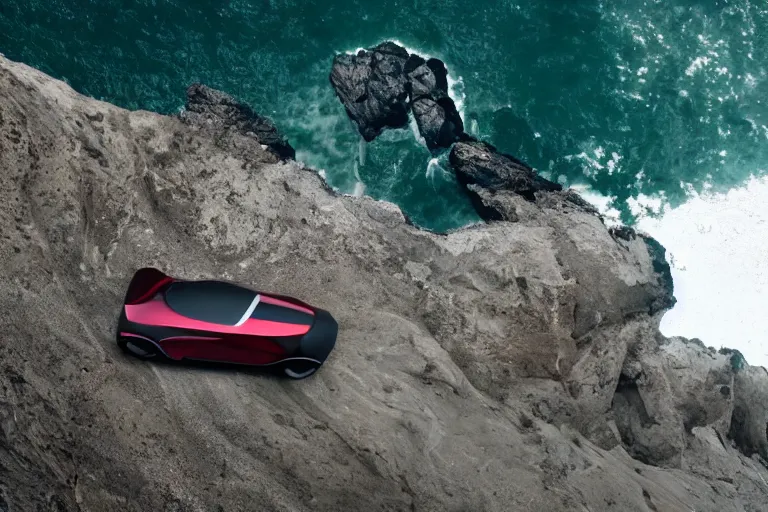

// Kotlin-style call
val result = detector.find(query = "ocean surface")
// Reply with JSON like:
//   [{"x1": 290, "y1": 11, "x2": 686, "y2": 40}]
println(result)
[{"x1": 1, "y1": 0, "x2": 766, "y2": 364}]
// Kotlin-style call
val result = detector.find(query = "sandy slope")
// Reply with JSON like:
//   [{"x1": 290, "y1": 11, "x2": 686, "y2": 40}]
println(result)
[{"x1": 0, "y1": 55, "x2": 766, "y2": 511}]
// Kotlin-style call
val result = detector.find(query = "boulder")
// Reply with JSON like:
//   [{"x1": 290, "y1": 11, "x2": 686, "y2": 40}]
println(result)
[
  {"x1": 411, "y1": 96, "x2": 466, "y2": 151},
  {"x1": 329, "y1": 42, "x2": 410, "y2": 142},
  {"x1": 330, "y1": 41, "x2": 466, "y2": 150}
]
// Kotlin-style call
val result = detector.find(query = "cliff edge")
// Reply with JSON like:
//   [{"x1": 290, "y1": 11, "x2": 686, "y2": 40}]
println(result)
[{"x1": 0, "y1": 55, "x2": 766, "y2": 511}]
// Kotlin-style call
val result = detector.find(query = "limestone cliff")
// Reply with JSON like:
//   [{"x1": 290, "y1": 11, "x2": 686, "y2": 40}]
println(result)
[{"x1": 0, "y1": 55, "x2": 766, "y2": 512}]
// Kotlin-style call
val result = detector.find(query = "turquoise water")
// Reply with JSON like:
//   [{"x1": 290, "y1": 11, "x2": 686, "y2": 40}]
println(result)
[{"x1": 1, "y1": 0, "x2": 766, "y2": 231}]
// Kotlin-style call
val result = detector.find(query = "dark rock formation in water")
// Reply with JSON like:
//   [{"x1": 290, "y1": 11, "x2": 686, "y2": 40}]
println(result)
[
  {"x1": 1, "y1": 55, "x2": 767, "y2": 512},
  {"x1": 448, "y1": 140, "x2": 562, "y2": 220},
  {"x1": 638, "y1": 233, "x2": 677, "y2": 313},
  {"x1": 405, "y1": 55, "x2": 465, "y2": 150},
  {"x1": 330, "y1": 41, "x2": 465, "y2": 150},
  {"x1": 411, "y1": 96, "x2": 466, "y2": 151},
  {"x1": 329, "y1": 42, "x2": 411, "y2": 142},
  {"x1": 449, "y1": 140, "x2": 562, "y2": 199},
  {"x1": 180, "y1": 83, "x2": 295, "y2": 160}
]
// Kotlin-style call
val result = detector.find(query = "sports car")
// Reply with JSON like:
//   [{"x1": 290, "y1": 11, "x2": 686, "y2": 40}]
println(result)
[{"x1": 115, "y1": 267, "x2": 337, "y2": 379}]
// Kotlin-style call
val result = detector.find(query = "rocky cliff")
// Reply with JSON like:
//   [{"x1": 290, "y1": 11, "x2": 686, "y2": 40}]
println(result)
[{"x1": 0, "y1": 54, "x2": 766, "y2": 511}]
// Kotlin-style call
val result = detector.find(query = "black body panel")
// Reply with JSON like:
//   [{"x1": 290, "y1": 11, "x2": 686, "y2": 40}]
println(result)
[
  {"x1": 299, "y1": 309, "x2": 338, "y2": 362},
  {"x1": 164, "y1": 280, "x2": 257, "y2": 326},
  {"x1": 250, "y1": 302, "x2": 314, "y2": 326}
]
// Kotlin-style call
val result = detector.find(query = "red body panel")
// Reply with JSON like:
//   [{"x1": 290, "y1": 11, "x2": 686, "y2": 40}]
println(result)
[
  {"x1": 123, "y1": 291, "x2": 310, "y2": 363},
  {"x1": 159, "y1": 335, "x2": 285, "y2": 365},
  {"x1": 128, "y1": 276, "x2": 174, "y2": 305}
]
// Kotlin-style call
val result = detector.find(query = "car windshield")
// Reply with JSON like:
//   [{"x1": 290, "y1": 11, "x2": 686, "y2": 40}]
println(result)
[{"x1": 164, "y1": 280, "x2": 258, "y2": 326}]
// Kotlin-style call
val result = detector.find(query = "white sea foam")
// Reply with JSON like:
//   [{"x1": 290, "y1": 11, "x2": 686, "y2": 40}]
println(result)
[
  {"x1": 446, "y1": 74, "x2": 466, "y2": 119},
  {"x1": 568, "y1": 184, "x2": 622, "y2": 226},
  {"x1": 409, "y1": 112, "x2": 427, "y2": 147},
  {"x1": 358, "y1": 137, "x2": 367, "y2": 166},
  {"x1": 685, "y1": 56, "x2": 711, "y2": 76},
  {"x1": 469, "y1": 118, "x2": 479, "y2": 136},
  {"x1": 565, "y1": 150, "x2": 605, "y2": 177},
  {"x1": 580, "y1": 178, "x2": 768, "y2": 368},
  {"x1": 606, "y1": 152, "x2": 622, "y2": 175},
  {"x1": 627, "y1": 193, "x2": 663, "y2": 216},
  {"x1": 426, "y1": 157, "x2": 441, "y2": 180},
  {"x1": 352, "y1": 180, "x2": 366, "y2": 197}
]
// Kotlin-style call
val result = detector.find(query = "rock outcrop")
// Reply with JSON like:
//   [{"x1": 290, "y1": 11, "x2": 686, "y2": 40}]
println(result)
[
  {"x1": 731, "y1": 365, "x2": 768, "y2": 460},
  {"x1": 448, "y1": 140, "x2": 562, "y2": 220},
  {"x1": 330, "y1": 42, "x2": 465, "y2": 150},
  {"x1": 449, "y1": 140, "x2": 562, "y2": 197},
  {"x1": 329, "y1": 42, "x2": 411, "y2": 142},
  {"x1": 1, "y1": 55, "x2": 767, "y2": 512},
  {"x1": 180, "y1": 83, "x2": 295, "y2": 160},
  {"x1": 405, "y1": 55, "x2": 465, "y2": 150}
]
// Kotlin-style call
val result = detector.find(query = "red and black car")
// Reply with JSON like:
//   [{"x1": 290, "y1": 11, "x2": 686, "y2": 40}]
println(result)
[{"x1": 116, "y1": 268, "x2": 338, "y2": 379}]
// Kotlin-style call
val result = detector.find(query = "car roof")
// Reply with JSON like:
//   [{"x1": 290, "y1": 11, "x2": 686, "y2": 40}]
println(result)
[{"x1": 165, "y1": 280, "x2": 257, "y2": 326}]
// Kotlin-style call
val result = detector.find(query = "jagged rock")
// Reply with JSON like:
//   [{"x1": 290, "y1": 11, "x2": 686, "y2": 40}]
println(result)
[
  {"x1": 638, "y1": 234, "x2": 677, "y2": 313},
  {"x1": 449, "y1": 140, "x2": 562, "y2": 199},
  {"x1": 330, "y1": 42, "x2": 465, "y2": 150},
  {"x1": 448, "y1": 140, "x2": 562, "y2": 221},
  {"x1": 405, "y1": 57, "x2": 449, "y2": 99},
  {"x1": 411, "y1": 96, "x2": 466, "y2": 151},
  {"x1": 405, "y1": 57, "x2": 464, "y2": 150},
  {"x1": 329, "y1": 42, "x2": 410, "y2": 142},
  {"x1": 1, "y1": 54, "x2": 767, "y2": 512},
  {"x1": 461, "y1": 184, "x2": 517, "y2": 221},
  {"x1": 660, "y1": 338, "x2": 735, "y2": 435},
  {"x1": 610, "y1": 338, "x2": 736, "y2": 467},
  {"x1": 610, "y1": 226, "x2": 638, "y2": 241},
  {"x1": 730, "y1": 366, "x2": 768, "y2": 460},
  {"x1": 179, "y1": 83, "x2": 295, "y2": 160}
]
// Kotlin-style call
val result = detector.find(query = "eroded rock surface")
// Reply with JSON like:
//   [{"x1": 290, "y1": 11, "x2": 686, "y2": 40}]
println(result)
[
  {"x1": 181, "y1": 83, "x2": 295, "y2": 160},
  {"x1": 1, "y1": 55, "x2": 767, "y2": 512}
]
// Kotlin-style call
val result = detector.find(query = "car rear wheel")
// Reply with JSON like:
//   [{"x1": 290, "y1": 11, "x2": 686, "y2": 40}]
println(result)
[
  {"x1": 118, "y1": 335, "x2": 161, "y2": 360},
  {"x1": 282, "y1": 359, "x2": 321, "y2": 380}
]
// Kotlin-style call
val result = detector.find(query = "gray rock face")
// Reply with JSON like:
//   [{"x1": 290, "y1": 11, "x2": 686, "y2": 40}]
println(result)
[
  {"x1": 609, "y1": 337, "x2": 735, "y2": 467},
  {"x1": 1, "y1": 55, "x2": 767, "y2": 512},
  {"x1": 180, "y1": 83, "x2": 295, "y2": 160},
  {"x1": 330, "y1": 42, "x2": 465, "y2": 150},
  {"x1": 731, "y1": 366, "x2": 768, "y2": 460},
  {"x1": 446, "y1": 144, "x2": 678, "y2": 320}
]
